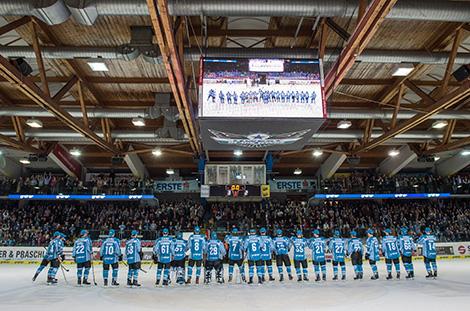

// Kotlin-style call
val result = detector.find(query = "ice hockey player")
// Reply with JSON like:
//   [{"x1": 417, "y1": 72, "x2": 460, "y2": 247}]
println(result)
[
  {"x1": 382, "y1": 228, "x2": 401, "y2": 280},
  {"x1": 398, "y1": 227, "x2": 416, "y2": 279},
  {"x1": 224, "y1": 227, "x2": 246, "y2": 282},
  {"x1": 244, "y1": 228, "x2": 263, "y2": 284},
  {"x1": 259, "y1": 227, "x2": 275, "y2": 281},
  {"x1": 365, "y1": 229, "x2": 380, "y2": 280},
  {"x1": 173, "y1": 232, "x2": 187, "y2": 284},
  {"x1": 125, "y1": 230, "x2": 143, "y2": 287},
  {"x1": 328, "y1": 230, "x2": 346, "y2": 280},
  {"x1": 204, "y1": 232, "x2": 226, "y2": 284},
  {"x1": 100, "y1": 229, "x2": 122, "y2": 286},
  {"x1": 310, "y1": 229, "x2": 327, "y2": 281},
  {"x1": 153, "y1": 228, "x2": 174, "y2": 286},
  {"x1": 186, "y1": 226, "x2": 206, "y2": 284},
  {"x1": 72, "y1": 229, "x2": 93, "y2": 285},
  {"x1": 348, "y1": 230, "x2": 364, "y2": 280},
  {"x1": 32, "y1": 231, "x2": 62, "y2": 284},
  {"x1": 272, "y1": 229, "x2": 293, "y2": 281},
  {"x1": 291, "y1": 230, "x2": 309, "y2": 281},
  {"x1": 58, "y1": 233, "x2": 66, "y2": 262},
  {"x1": 418, "y1": 227, "x2": 438, "y2": 278}
]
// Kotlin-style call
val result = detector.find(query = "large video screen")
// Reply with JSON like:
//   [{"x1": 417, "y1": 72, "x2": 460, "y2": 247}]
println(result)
[{"x1": 199, "y1": 58, "x2": 325, "y2": 118}]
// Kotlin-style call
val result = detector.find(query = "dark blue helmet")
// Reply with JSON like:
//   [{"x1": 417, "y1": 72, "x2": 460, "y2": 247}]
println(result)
[
  {"x1": 108, "y1": 229, "x2": 115, "y2": 237},
  {"x1": 211, "y1": 232, "x2": 218, "y2": 240},
  {"x1": 350, "y1": 230, "x2": 357, "y2": 237}
]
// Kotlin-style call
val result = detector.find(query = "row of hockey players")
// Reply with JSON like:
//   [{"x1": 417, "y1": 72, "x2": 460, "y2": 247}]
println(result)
[
  {"x1": 32, "y1": 226, "x2": 438, "y2": 287},
  {"x1": 207, "y1": 89, "x2": 317, "y2": 105}
]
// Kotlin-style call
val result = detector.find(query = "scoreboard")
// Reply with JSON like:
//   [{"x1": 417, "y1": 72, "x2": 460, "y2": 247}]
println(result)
[{"x1": 209, "y1": 185, "x2": 261, "y2": 198}]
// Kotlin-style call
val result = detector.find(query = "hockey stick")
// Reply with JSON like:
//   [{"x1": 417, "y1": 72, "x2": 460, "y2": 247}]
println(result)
[
  {"x1": 60, "y1": 264, "x2": 69, "y2": 285},
  {"x1": 90, "y1": 252, "x2": 98, "y2": 286},
  {"x1": 60, "y1": 263, "x2": 70, "y2": 272}
]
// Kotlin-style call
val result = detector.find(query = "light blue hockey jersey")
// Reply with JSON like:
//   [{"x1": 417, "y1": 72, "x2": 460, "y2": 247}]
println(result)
[
  {"x1": 125, "y1": 238, "x2": 142, "y2": 264},
  {"x1": 224, "y1": 235, "x2": 245, "y2": 260},
  {"x1": 398, "y1": 235, "x2": 415, "y2": 257},
  {"x1": 173, "y1": 238, "x2": 187, "y2": 261},
  {"x1": 100, "y1": 237, "x2": 121, "y2": 264},
  {"x1": 206, "y1": 239, "x2": 226, "y2": 261},
  {"x1": 187, "y1": 234, "x2": 206, "y2": 260},
  {"x1": 291, "y1": 237, "x2": 309, "y2": 261},
  {"x1": 272, "y1": 236, "x2": 291, "y2": 255},
  {"x1": 382, "y1": 236, "x2": 400, "y2": 259},
  {"x1": 418, "y1": 234, "x2": 437, "y2": 259},
  {"x1": 244, "y1": 235, "x2": 262, "y2": 261},
  {"x1": 309, "y1": 237, "x2": 326, "y2": 262},
  {"x1": 328, "y1": 238, "x2": 346, "y2": 262},
  {"x1": 366, "y1": 236, "x2": 380, "y2": 261},
  {"x1": 260, "y1": 235, "x2": 274, "y2": 260},
  {"x1": 44, "y1": 238, "x2": 61, "y2": 260},
  {"x1": 347, "y1": 238, "x2": 363, "y2": 255},
  {"x1": 72, "y1": 237, "x2": 92, "y2": 263},
  {"x1": 153, "y1": 236, "x2": 174, "y2": 263}
]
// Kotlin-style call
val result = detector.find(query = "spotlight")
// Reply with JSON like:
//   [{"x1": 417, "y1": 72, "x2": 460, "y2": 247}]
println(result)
[
  {"x1": 166, "y1": 168, "x2": 175, "y2": 175},
  {"x1": 337, "y1": 120, "x2": 352, "y2": 129},
  {"x1": 26, "y1": 118, "x2": 43, "y2": 128},
  {"x1": 132, "y1": 117, "x2": 146, "y2": 127},
  {"x1": 152, "y1": 148, "x2": 162, "y2": 157},
  {"x1": 388, "y1": 149, "x2": 400, "y2": 157},
  {"x1": 293, "y1": 168, "x2": 302, "y2": 175},
  {"x1": 19, "y1": 158, "x2": 30, "y2": 164},
  {"x1": 312, "y1": 149, "x2": 323, "y2": 157},
  {"x1": 87, "y1": 60, "x2": 109, "y2": 72},
  {"x1": 432, "y1": 120, "x2": 448, "y2": 129},
  {"x1": 234, "y1": 150, "x2": 243, "y2": 157},
  {"x1": 70, "y1": 148, "x2": 81, "y2": 157},
  {"x1": 392, "y1": 64, "x2": 414, "y2": 76}
]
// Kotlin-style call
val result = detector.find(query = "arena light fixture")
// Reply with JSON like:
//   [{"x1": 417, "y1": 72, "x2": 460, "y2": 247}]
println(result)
[
  {"x1": 152, "y1": 148, "x2": 162, "y2": 157},
  {"x1": 432, "y1": 120, "x2": 448, "y2": 129},
  {"x1": 312, "y1": 149, "x2": 323, "y2": 157},
  {"x1": 392, "y1": 64, "x2": 414, "y2": 77},
  {"x1": 434, "y1": 156, "x2": 440, "y2": 161},
  {"x1": 69, "y1": 148, "x2": 81, "y2": 157},
  {"x1": 337, "y1": 120, "x2": 352, "y2": 129},
  {"x1": 461, "y1": 149, "x2": 470, "y2": 156},
  {"x1": 293, "y1": 168, "x2": 302, "y2": 175},
  {"x1": 166, "y1": 168, "x2": 175, "y2": 175},
  {"x1": 388, "y1": 149, "x2": 400, "y2": 157},
  {"x1": 234, "y1": 150, "x2": 243, "y2": 157},
  {"x1": 132, "y1": 117, "x2": 146, "y2": 127},
  {"x1": 26, "y1": 118, "x2": 43, "y2": 128},
  {"x1": 19, "y1": 158, "x2": 30, "y2": 164},
  {"x1": 87, "y1": 60, "x2": 109, "y2": 72}
]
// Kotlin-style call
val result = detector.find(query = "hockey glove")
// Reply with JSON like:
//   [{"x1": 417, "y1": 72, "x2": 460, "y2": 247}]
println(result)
[
  {"x1": 60, "y1": 254, "x2": 65, "y2": 261},
  {"x1": 119, "y1": 254, "x2": 123, "y2": 262},
  {"x1": 365, "y1": 253, "x2": 370, "y2": 260}
]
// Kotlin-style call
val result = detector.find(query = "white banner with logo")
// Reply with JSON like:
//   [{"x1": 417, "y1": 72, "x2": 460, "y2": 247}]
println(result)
[{"x1": 269, "y1": 179, "x2": 317, "y2": 192}]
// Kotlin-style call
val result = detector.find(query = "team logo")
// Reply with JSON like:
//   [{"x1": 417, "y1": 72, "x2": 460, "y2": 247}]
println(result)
[{"x1": 208, "y1": 129, "x2": 311, "y2": 149}]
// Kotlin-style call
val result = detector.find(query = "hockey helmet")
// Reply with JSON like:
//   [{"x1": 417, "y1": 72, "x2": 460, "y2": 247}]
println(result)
[
  {"x1": 53, "y1": 231, "x2": 61, "y2": 237},
  {"x1": 211, "y1": 232, "x2": 218, "y2": 240},
  {"x1": 260, "y1": 227, "x2": 267, "y2": 234},
  {"x1": 313, "y1": 229, "x2": 320, "y2": 236},
  {"x1": 400, "y1": 227, "x2": 408, "y2": 235},
  {"x1": 384, "y1": 228, "x2": 392, "y2": 235},
  {"x1": 249, "y1": 228, "x2": 256, "y2": 235},
  {"x1": 350, "y1": 230, "x2": 357, "y2": 237},
  {"x1": 162, "y1": 228, "x2": 169, "y2": 235},
  {"x1": 109, "y1": 229, "x2": 116, "y2": 237},
  {"x1": 276, "y1": 229, "x2": 283, "y2": 236},
  {"x1": 296, "y1": 230, "x2": 303, "y2": 237},
  {"x1": 367, "y1": 229, "x2": 374, "y2": 235},
  {"x1": 176, "y1": 232, "x2": 183, "y2": 239},
  {"x1": 194, "y1": 226, "x2": 201, "y2": 234},
  {"x1": 424, "y1": 227, "x2": 431, "y2": 234},
  {"x1": 80, "y1": 229, "x2": 88, "y2": 236},
  {"x1": 333, "y1": 230, "x2": 340, "y2": 237},
  {"x1": 131, "y1": 230, "x2": 139, "y2": 237},
  {"x1": 231, "y1": 227, "x2": 239, "y2": 234}
]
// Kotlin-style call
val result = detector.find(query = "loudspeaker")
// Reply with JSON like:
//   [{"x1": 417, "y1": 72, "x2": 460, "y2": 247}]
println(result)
[
  {"x1": 111, "y1": 155, "x2": 124, "y2": 165},
  {"x1": 453, "y1": 64, "x2": 470, "y2": 82},
  {"x1": 10, "y1": 58, "x2": 33, "y2": 76},
  {"x1": 346, "y1": 156, "x2": 361, "y2": 165}
]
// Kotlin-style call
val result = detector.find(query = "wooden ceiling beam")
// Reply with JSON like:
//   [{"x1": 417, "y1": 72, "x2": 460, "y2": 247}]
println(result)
[
  {"x1": 147, "y1": 0, "x2": 200, "y2": 153},
  {"x1": 403, "y1": 80, "x2": 435, "y2": 105},
  {"x1": 354, "y1": 79, "x2": 470, "y2": 153},
  {"x1": 325, "y1": 0, "x2": 398, "y2": 97},
  {"x1": 30, "y1": 20, "x2": 50, "y2": 97},
  {"x1": 0, "y1": 55, "x2": 118, "y2": 153},
  {"x1": 0, "y1": 133, "x2": 39, "y2": 153},
  {"x1": 0, "y1": 16, "x2": 31, "y2": 36},
  {"x1": 52, "y1": 75, "x2": 78, "y2": 101}
]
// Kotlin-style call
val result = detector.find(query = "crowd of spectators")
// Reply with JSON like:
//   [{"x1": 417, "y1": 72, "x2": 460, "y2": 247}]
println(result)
[
  {"x1": 0, "y1": 172, "x2": 469, "y2": 196},
  {"x1": 319, "y1": 172, "x2": 470, "y2": 194},
  {"x1": 1, "y1": 197, "x2": 469, "y2": 246},
  {"x1": 208, "y1": 199, "x2": 470, "y2": 242},
  {"x1": 0, "y1": 199, "x2": 205, "y2": 246}
]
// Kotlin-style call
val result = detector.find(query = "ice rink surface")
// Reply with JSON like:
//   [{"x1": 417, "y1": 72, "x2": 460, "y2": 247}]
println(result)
[{"x1": 1, "y1": 259, "x2": 469, "y2": 311}]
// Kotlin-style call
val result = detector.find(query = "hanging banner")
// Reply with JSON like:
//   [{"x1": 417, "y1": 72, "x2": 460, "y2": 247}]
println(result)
[
  {"x1": 269, "y1": 179, "x2": 317, "y2": 192},
  {"x1": 154, "y1": 180, "x2": 200, "y2": 193},
  {"x1": 48, "y1": 144, "x2": 82, "y2": 178}
]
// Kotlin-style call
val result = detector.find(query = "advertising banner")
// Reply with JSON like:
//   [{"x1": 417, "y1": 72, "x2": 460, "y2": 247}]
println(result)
[
  {"x1": 269, "y1": 179, "x2": 317, "y2": 192},
  {"x1": 153, "y1": 180, "x2": 199, "y2": 193},
  {"x1": 48, "y1": 144, "x2": 82, "y2": 178}
]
